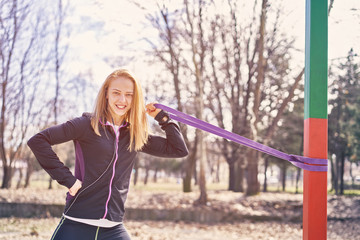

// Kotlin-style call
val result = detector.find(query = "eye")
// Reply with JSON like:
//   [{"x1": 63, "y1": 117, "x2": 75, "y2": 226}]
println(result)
[{"x1": 126, "y1": 93, "x2": 133, "y2": 97}]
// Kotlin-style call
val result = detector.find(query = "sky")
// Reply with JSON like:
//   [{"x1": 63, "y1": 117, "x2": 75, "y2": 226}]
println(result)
[{"x1": 63, "y1": 0, "x2": 360, "y2": 89}]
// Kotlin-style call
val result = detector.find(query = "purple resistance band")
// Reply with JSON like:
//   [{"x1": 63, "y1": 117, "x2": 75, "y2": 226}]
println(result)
[{"x1": 155, "y1": 104, "x2": 328, "y2": 172}]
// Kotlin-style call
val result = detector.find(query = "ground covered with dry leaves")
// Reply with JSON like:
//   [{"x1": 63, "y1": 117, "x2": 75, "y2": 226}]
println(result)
[
  {"x1": 1, "y1": 217, "x2": 358, "y2": 240},
  {"x1": 0, "y1": 187, "x2": 359, "y2": 240}
]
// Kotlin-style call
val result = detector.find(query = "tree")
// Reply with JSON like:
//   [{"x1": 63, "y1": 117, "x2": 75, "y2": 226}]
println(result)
[
  {"x1": 0, "y1": 0, "x2": 80, "y2": 188},
  {"x1": 183, "y1": 0, "x2": 207, "y2": 204},
  {"x1": 48, "y1": 0, "x2": 70, "y2": 189},
  {"x1": 265, "y1": 97, "x2": 304, "y2": 192},
  {"x1": 328, "y1": 49, "x2": 360, "y2": 195},
  {"x1": 206, "y1": 0, "x2": 304, "y2": 195},
  {"x1": 144, "y1": 3, "x2": 200, "y2": 193},
  {"x1": 206, "y1": 0, "x2": 246, "y2": 192},
  {"x1": 0, "y1": 0, "x2": 52, "y2": 188},
  {"x1": 140, "y1": 0, "x2": 305, "y2": 196}
]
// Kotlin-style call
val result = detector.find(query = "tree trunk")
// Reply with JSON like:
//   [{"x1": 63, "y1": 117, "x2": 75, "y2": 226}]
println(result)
[
  {"x1": 183, "y1": 149, "x2": 197, "y2": 192},
  {"x1": 144, "y1": 167, "x2": 149, "y2": 185},
  {"x1": 295, "y1": 167, "x2": 301, "y2": 194},
  {"x1": 133, "y1": 169, "x2": 138, "y2": 186},
  {"x1": 193, "y1": 161, "x2": 198, "y2": 185},
  {"x1": 335, "y1": 154, "x2": 340, "y2": 195},
  {"x1": 263, "y1": 157, "x2": 269, "y2": 192},
  {"x1": 16, "y1": 168, "x2": 23, "y2": 189},
  {"x1": 153, "y1": 168, "x2": 158, "y2": 183},
  {"x1": 246, "y1": 0, "x2": 267, "y2": 196},
  {"x1": 246, "y1": 150, "x2": 260, "y2": 195},
  {"x1": 329, "y1": 155, "x2": 336, "y2": 192},
  {"x1": 133, "y1": 159, "x2": 139, "y2": 186},
  {"x1": 183, "y1": 173, "x2": 192, "y2": 192},
  {"x1": 24, "y1": 161, "x2": 33, "y2": 188},
  {"x1": 196, "y1": 129, "x2": 207, "y2": 205},
  {"x1": 281, "y1": 162, "x2": 286, "y2": 192},
  {"x1": 340, "y1": 153, "x2": 345, "y2": 195},
  {"x1": 228, "y1": 162, "x2": 235, "y2": 191},
  {"x1": 1, "y1": 165, "x2": 13, "y2": 189},
  {"x1": 234, "y1": 160, "x2": 244, "y2": 192},
  {"x1": 48, "y1": 177, "x2": 53, "y2": 189},
  {"x1": 349, "y1": 162, "x2": 354, "y2": 187},
  {"x1": 215, "y1": 157, "x2": 220, "y2": 183}
]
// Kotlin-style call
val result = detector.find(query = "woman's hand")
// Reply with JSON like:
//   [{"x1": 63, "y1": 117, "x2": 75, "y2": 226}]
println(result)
[
  {"x1": 69, "y1": 179, "x2": 82, "y2": 196},
  {"x1": 145, "y1": 103, "x2": 161, "y2": 118}
]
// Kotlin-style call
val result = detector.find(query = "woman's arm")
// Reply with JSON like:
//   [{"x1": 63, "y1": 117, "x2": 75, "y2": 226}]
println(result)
[
  {"x1": 142, "y1": 103, "x2": 189, "y2": 158},
  {"x1": 27, "y1": 115, "x2": 88, "y2": 189}
]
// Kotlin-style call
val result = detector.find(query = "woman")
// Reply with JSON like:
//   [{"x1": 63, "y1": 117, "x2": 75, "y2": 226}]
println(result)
[{"x1": 27, "y1": 69, "x2": 188, "y2": 240}]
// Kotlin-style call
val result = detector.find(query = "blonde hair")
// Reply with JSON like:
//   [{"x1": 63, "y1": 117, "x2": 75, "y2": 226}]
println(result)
[{"x1": 91, "y1": 69, "x2": 149, "y2": 151}]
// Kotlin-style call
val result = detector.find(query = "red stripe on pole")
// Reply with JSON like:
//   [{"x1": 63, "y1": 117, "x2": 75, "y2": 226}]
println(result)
[
  {"x1": 303, "y1": 118, "x2": 327, "y2": 240},
  {"x1": 304, "y1": 118, "x2": 327, "y2": 157}
]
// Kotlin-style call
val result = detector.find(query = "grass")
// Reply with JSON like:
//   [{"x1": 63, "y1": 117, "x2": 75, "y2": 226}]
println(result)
[
  {"x1": 343, "y1": 189, "x2": 360, "y2": 196},
  {"x1": 327, "y1": 188, "x2": 360, "y2": 196},
  {"x1": 131, "y1": 181, "x2": 360, "y2": 196},
  {"x1": 265, "y1": 186, "x2": 304, "y2": 194},
  {"x1": 130, "y1": 180, "x2": 228, "y2": 192},
  {"x1": 9, "y1": 177, "x2": 360, "y2": 196}
]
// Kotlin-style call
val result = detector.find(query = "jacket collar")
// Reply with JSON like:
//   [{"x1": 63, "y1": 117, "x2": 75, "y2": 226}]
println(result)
[{"x1": 99, "y1": 118, "x2": 129, "y2": 128}]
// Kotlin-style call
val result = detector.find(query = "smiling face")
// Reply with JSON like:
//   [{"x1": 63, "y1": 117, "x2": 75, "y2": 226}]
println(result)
[{"x1": 107, "y1": 76, "x2": 134, "y2": 124}]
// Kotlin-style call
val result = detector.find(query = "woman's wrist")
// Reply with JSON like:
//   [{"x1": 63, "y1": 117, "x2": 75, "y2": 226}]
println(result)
[{"x1": 154, "y1": 110, "x2": 170, "y2": 124}]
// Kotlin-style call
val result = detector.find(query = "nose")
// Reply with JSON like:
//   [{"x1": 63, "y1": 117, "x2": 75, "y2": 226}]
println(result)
[{"x1": 118, "y1": 94, "x2": 126, "y2": 102}]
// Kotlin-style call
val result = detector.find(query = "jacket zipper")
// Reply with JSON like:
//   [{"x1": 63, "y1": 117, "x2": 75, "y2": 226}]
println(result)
[{"x1": 102, "y1": 122, "x2": 127, "y2": 219}]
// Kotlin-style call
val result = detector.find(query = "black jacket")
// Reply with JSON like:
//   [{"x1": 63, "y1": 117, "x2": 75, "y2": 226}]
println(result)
[{"x1": 27, "y1": 112, "x2": 188, "y2": 222}]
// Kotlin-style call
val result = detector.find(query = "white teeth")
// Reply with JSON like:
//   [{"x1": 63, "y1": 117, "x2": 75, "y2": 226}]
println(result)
[{"x1": 116, "y1": 105, "x2": 126, "y2": 109}]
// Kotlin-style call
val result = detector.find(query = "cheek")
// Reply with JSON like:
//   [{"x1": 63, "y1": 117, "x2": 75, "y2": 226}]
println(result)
[
  {"x1": 126, "y1": 96, "x2": 133, "y2": 104},
  {"x1": 108, "y1": 95, "x2": 116, "y2": 105}
]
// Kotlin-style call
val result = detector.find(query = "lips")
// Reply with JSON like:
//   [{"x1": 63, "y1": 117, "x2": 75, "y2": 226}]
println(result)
[{"x1": 116, "y1": 104, "x2": 126, "y2": 110}]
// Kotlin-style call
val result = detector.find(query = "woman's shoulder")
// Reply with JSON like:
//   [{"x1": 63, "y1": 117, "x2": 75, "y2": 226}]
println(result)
[
  {"x1": 68, "y1": 112, "x2": 93, "y2": 127},
  {"x1": 64, "y1": 113, "x2": 95, "y2": 138},
  {"x1": 81, "y1": 112, "x2": 93, "y2": 119}
]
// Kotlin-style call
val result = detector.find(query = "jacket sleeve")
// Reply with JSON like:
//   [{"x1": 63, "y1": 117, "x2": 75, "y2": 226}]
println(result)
[
  {"x1": 27, "y1": 116, "x2": 89, "y2": 189},
  {"x1": 141, "y1": 113, "x2": 189, "y2": 158}
]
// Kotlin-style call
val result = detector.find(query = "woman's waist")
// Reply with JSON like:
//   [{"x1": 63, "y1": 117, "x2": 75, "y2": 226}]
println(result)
[{"x1": 63, "y1": 213, "x2": 123, "y2": 228}]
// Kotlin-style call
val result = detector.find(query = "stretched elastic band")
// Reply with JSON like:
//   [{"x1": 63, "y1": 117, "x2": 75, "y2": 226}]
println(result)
[{"x1": 155, "y1": 104, "x2": 327, "y2": 172}]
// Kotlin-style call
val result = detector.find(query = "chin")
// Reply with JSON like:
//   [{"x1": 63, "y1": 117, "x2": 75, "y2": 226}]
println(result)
[
  {"x1": 115, "y1": 108, "x2": 130, "y2": 117},
  {"x1": 115, "y1": 111, "x2": 126, "y2": 117}
]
